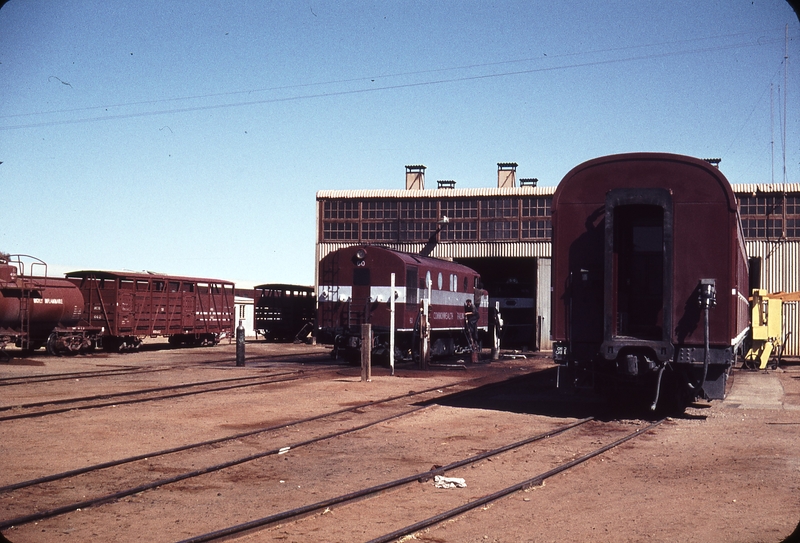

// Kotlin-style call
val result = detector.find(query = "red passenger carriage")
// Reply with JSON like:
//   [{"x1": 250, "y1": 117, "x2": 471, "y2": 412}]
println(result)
[{"x1": 551, "y1": 153, "x2": 749, "y2": 411}]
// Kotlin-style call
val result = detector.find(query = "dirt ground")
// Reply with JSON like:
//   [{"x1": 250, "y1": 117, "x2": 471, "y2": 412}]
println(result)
[{"x1": 0, "y1": 341, "x2": 798, "y2": 543}]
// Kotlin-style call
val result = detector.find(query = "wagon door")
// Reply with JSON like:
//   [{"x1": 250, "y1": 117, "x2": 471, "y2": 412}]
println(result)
[
  {"x1": 602, "y1": 189, "x2": 674, "y2": 361},
  {"x1": 182, "y1": 282, "x2": 196, "y2": 332},
  {"x1": 117, "y1": 279, "x2": 135, "y2": 335}
]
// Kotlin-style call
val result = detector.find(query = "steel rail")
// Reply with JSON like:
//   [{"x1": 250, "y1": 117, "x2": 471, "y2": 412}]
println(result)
[
  {"x1": 0, "y1": 377, "x2": 476, "y2": 494},
  {"x1": 173, "y1": 417, "x2": 594, "y2": 543},
  {"x1": 0, "y1": 371, "x2": 299, "y2": 412},
  {"x1": 0, "y1": 373, "x2": 304, "y2": 422},
  {"x1": 0, "y1": 366, "x2": 155, "y2": 386},
  {"x1": 367, "y1": 418, "x2": 666, "y2": 543},
  {"x1": 0, "y1": 404, "x2": 433, "y2": 531}
]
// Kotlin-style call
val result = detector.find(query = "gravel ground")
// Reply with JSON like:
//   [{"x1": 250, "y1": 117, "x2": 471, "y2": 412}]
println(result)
[{"x1": 0, "y1": 341, "x2": 798, "y2": 543}]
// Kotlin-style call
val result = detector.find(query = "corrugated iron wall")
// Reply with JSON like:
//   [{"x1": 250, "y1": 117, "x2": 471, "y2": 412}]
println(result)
[
  {"x1": 783, "y1": 302, "x2": 799, "y2": 359},
  {"x1": 536, "y1": 258, "x2": 553, "y2": 350},
  {"x1": 747, "y1": 240, "x2": 800, "y2": 356},
  {"x1": 746, "y1": 240, "x2": 800, "y2": 294}
]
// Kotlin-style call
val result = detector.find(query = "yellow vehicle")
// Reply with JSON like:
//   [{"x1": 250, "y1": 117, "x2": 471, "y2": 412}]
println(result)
[{"x1": 744, "y1": 290, "x2": 799, "y2": 369}]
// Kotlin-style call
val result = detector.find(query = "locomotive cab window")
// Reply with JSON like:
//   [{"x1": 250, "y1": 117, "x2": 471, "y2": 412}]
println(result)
[{"x1": 406, "y1": 268, "x2": 418, "y2": 306}]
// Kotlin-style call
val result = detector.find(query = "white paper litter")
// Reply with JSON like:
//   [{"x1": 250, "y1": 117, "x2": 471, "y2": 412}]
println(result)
[{"x1": 434, "y1": 475, "x2": 467, "y2": 489}]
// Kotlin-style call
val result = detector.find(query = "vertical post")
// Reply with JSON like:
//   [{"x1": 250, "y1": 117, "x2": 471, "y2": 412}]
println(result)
[
  {"x1": 420, "y1": 299, "x2": 430, "y2": 370},
  {"x1": 361, "y1": 323, "x2": 372, "y2": 382},
  {"x1": 236, "y1": 320, "x2": 245, "y2": 367},
  {"x1": 389, "y1": 273, "x2": 396, "y2": 376},
  {"x1": 491, "y1": 301, "x2": 501, "y2": 361}
]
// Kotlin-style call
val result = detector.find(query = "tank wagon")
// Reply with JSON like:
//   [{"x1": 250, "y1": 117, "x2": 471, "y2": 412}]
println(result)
[
  {"x1": 254, "y1": 284, "x2": 315, "y2": 342},
  {"x1": 66, "y1": 270, "x2": 235, "y2": 351},
  {"x1": 0, "y1": 255, "x2": 101, "y2": 355},
  {"x1": 551, "y1": 153, "x2": 749, "y2": 412},
  {"x1": 317, "y1": 245, "x2": 488, "y2": 361}
]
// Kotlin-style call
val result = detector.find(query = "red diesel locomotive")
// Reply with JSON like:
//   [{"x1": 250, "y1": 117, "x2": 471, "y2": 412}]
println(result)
[
  {"x1": 317, "y1": 245, "x2": 488, "y2": 361},
  {"x1": 551, "y1": 153, "x2": 749, "y2": 412}
]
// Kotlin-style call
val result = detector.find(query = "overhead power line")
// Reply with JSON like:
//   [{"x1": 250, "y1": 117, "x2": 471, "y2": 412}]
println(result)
[{"x1": 0, "y1": 31, "x2": 794, "y2": 131}]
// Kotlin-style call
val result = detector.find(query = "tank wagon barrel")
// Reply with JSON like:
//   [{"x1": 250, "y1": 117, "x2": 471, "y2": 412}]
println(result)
[
  {"x1": 0, "y1": 255, "x2": 100, "y2": 355},
  {"x1": 551, "y1": 153, "x2": 750, "y2": 413}
]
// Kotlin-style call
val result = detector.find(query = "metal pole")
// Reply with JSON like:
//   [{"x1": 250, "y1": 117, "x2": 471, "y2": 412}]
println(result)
[
  {"x1": 235, "y1": 320, "x2": 245, "y2": 367},
  {"x1": 361, "y1": 323, "x2": 372, "y2": 382},
  {"x1": 491, "y1": 301, "x2": 500, "y2": 361},
  {"x1": 389, "y1": 273, "x2": 395, "y2": 376}
]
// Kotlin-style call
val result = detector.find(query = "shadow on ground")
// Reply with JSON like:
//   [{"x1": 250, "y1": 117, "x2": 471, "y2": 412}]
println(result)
[{"x1": 422, "y1": 366, "x2": 676, "y2": 422}]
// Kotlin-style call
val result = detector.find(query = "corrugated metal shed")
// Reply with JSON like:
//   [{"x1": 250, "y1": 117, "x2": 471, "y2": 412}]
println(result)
[
  {"x1": 317, "y1": 183, "x2": 796, "y2": 200},
  {"x1": 315, "y1": 180, "x2": 799, "y2": 356},
  {"x1": 318, "y1": 242, "x2": 551, "y2": 262},
  {"x1": 730, "y1": 183, "x2": 800, "y2": 193},
  {"x1": 316, "y1": 186, "x2": 556, "y2": 199},
  {"x1": 746, "y1": 241, "x2": 800, "y2": 294}
]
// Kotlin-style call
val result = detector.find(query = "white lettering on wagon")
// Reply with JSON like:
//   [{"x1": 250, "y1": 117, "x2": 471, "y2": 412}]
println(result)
[
  {"x1": 32, "y1": 298, "x2": 64, "y2": 305},
  {"x1": 432, "y1": 312, "x2": 454, "y2": 320}
]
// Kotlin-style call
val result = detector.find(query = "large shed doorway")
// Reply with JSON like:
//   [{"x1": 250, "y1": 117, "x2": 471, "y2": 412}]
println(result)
[{"x1": 456, "y1": 257, "x2": 549, "y2": 350}]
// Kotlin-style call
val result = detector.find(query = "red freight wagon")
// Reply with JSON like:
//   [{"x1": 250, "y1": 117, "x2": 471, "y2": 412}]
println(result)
[
  {"x1": 66, "y1": 270, "x2": 235, "y2": 351},
  {"x1": 551, "y1": 153, "x2": 749, "y2": 412},
  {"x1": 317, "y1": 246, "x2": 488, "y2": 361},
  {"x1": 254, "y1": 284, "x2": 315, "y2": 342}
]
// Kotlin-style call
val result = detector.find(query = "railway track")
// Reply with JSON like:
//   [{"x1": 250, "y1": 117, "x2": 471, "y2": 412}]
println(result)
[
  {"x1": 0, "y1": 366, "x2": 161, "y2": 386},
  {"x1": 0, "y1": 378, "x2": 483, "y2": 532},
  {"x1": 173, "y1": 418, "x2": 665, "y2": 543},
  {"x1": 0, "y1": 370, "x2": 311, "y2": 422},
  {"x1": 0, "y1": 346, "x2": 331, "y2": 388}
]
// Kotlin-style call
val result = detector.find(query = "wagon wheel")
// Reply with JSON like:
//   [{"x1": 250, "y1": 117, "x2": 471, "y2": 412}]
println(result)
[{"x1": 46, "y1": 332, "x2": 60, "y2": 357}]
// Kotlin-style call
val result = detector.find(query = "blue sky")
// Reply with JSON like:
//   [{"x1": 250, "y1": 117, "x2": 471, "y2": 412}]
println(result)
[{"x1": 1, "y1": 1, "x2": 798, "y2": 287}]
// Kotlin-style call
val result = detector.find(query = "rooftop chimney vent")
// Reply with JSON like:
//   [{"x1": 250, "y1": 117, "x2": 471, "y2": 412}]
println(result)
[
  {"x1": 703, "y1": 158, "x2": 721, "y2": 168},
  {"x1": 497, "y1": 162, "x2": 518, "y2": 188},
  {"x1": 405, "y1": 165, "x2": 426, "y2": 190},
  {"x1": 520, "y1": 178, "x2": 538, "y2": 187},
  {"x1": 437, "y1": 180, "x2": 456, "y2": 189}
]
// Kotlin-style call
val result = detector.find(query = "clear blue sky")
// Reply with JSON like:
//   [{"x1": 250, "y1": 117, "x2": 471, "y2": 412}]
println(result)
[{"x1": 1, "y1": 1, "x2": 798, "y2": 287}]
